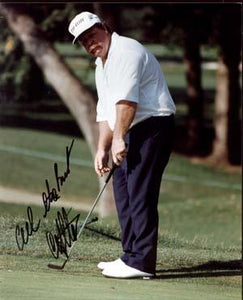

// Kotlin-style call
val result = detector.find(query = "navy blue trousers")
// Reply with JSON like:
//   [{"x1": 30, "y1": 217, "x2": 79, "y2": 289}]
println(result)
[{"x1": 112, "y1": 115, "x2": 174, "y2": 274}]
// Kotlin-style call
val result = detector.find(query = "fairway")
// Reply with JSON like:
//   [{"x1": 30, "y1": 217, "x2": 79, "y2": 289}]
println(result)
[
  {"x1": 0, "y1": 127, "x2": 242, "y2": 299},
  {"x1": 0, "y1": 268, "x2": 241, "y2": 300}
]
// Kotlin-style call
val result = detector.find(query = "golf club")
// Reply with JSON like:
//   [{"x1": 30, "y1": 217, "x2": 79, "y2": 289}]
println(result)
[{"x1": 47, "y1": 163, "x2": 117, "y2": 270}]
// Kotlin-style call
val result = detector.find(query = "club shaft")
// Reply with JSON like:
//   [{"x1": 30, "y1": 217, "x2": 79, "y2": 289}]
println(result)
[
  {"x1": 74, "y1": 183, "x2": 107, "y2": 244},
  {"x1": 64, "y1": 184, "x2": 106, "y2": 262},
  {"x1": 64, "y1": 165, "x2": 116, "y2": 263},
  {"x1": 48, "y1": 165, "x2": 117, "y2": 270}
]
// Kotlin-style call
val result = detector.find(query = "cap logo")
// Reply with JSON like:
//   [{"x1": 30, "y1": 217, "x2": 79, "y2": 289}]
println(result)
[
  {"x1": 69, "y1": 12, "x2": 101, "y2": 43},
  {"x1": 70, "y1": 17, "x2": 85, "y2": 33}
]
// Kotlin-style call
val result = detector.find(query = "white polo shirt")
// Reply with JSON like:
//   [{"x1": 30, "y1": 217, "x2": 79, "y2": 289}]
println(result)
[{"x1": 95, "y1": 32, "x2": 176, "y2": 131}]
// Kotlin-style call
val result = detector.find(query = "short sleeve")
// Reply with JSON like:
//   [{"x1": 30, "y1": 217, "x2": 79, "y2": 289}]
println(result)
[
  {"x1": 95, "y1": 64, "x2": 107, "y2": 122},
  {"x1": 96, "y1": 99, "x2": 107, "y2": 122},
  {"x1": 109, "y1": 50, "x2": 144, "y2": 104}
]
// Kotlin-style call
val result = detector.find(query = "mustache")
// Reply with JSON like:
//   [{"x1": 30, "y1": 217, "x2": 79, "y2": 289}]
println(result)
[{"x1": 89, "y1": 44, "x2": 100, "y2": 54}]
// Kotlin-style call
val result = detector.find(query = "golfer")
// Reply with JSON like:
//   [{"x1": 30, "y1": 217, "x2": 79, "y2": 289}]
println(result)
[{"x1": 69, "y1": 12, "x2": 176, "y2": 279}]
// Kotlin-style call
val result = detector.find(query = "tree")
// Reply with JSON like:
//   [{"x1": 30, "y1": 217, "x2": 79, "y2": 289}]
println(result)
[
  {"x1": 0, "y1": 3, "x2": 116, "y2": 216},
  {"x1": 0, "y1": 37, "x2": 45, "y2": 103},
  {"x1": 209, "y1": 4, "x2": 241, "y2": 165},
  {"x1": 152, "y1": 3, "x2": 241, "y2": 165},
  {"x1": 182, "y1": 8, "x2": 204, "y2": 155},
  {"x1": 140, "y1": 4, "x2": 206, "y2": 154}
]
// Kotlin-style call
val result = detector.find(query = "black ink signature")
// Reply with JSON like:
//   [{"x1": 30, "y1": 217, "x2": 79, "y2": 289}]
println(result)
[
  {"x1": 42, "y1": 179, "x2": 60, "y2": 218},
  {"x1": 54, "y1": 139, "x2": 73, "y2": 192},
  {"x1": 42, "y1": 139, "x2": 74, "y2": 218},
  {"x1": 46, "y1": 207, "x2": 80, "y2": 259},
  {"x1": 15, "y1": 206, "x2": 41, "y2": 250},
  {"x1": 15, "y1": 139, "x2": 75, "y2": 251}
]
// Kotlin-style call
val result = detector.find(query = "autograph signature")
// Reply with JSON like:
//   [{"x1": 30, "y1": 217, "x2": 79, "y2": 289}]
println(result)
[
  {"x1": 46, "y1": 207, "x2": 80, "y2": 259},
  {"x1": 15, "y1": 139, "x2": 76, "y2": 253},
  {"x1": 42, "y1": 139, "x2": 74, "y2": 218},
  {"x1": 15, "y1": 206, "x2": 41, "y2": 251}
]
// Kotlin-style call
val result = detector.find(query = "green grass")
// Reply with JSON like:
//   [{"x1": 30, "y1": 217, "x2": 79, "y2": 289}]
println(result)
[
  {"x1": 0, "y1": 127, "x2": 242, "y2": 299},
  {"x1": 0, "y1": 127, "x2": 97, "y2": 197},
  {"x1": 0, "y1": 201, "x2": 241, "y2": 300},
  {"x1": 1, "y1": 269, "x2": 241, "y2": 300}
]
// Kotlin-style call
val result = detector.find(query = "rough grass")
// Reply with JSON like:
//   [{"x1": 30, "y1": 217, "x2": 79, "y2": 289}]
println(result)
[{"x1": 0, "y1": 201, "x2": 242, "y2": 300}]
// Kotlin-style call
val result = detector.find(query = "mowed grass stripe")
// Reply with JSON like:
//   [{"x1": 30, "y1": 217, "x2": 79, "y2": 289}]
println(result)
[
  {"x1": 0, "y1": 144, "x2": 93, "y2": 168},
  {"x1": 0, "y1": 143, "x2": 241, "y2": 191},
  {"x1": 1, "y1": 270, "x2": 241, "y2": 300}
]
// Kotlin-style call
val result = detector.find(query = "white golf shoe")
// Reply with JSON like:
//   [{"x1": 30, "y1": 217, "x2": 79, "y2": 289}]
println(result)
[
  {"x1": 102, "y1": 260, "x2": 154, "y2": 279},
  {"x1": 97, "y1": 258, "x2": 123, "y2": 270}
]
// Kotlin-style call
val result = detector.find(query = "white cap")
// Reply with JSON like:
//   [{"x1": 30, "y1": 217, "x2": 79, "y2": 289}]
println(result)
[{"x1": 68, "y1": 12, "x2": 101, "y2": 44}]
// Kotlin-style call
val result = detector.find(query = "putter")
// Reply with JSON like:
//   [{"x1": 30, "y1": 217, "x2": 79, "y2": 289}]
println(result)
[{"x1": 47, "y1": 164, "x2": 117, "y2": 270}]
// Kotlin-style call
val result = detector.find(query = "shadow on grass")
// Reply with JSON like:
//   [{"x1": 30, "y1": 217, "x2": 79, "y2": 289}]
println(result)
[
  {"x1": 85, "y1": 226, "x2": 121, "y2": 242},
  {"x1": 156, "y1": 260, "x2": 242, "y2": 279},
  {"x1": 80, "y1": 227, "x2": 242, "y2": 279},
  {"x1": 78, "y1": 226, "x2": 242, "y2": 279}
]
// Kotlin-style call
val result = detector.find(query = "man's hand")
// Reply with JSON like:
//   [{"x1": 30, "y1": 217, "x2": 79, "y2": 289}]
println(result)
[
  {"x1": 95, "y1": 121, "x2": 113, "y2": 177},
  {"x1": 112, "y1": 100, "x2": 136, "y2": 165},
  {"x1": 94, "y1": 150, "x2": 110, "y2": 176},
  {"x1": 111, "y1": 138, "x2": 128, "y2": 166}
]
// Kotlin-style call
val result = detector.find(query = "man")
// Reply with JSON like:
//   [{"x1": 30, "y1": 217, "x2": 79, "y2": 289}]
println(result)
[{"x1": 68, "y1": 11, "x2": 176, "y2": 279}]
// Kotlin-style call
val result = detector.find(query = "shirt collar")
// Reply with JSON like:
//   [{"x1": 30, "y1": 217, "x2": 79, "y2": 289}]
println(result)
[{"x1": 95, "y1": 32, "x2": 119, "y2": 66}]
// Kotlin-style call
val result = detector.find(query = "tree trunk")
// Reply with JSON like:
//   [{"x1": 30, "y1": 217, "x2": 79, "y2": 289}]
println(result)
[
  {"x1": 0, "y1": 3, "x2": 116, "y2": 216},
  {"x1": 209, "y1": 6, "x2": 241, "y2": 166},
  {"x1": 210, "y1": 55, "x2": 229, "y2": 165},
  {"x1": 210, "y1": 54, "x2": 241, "y2": 166},
  {"x1": 227, "y1": 62, "x2": 241, "y2": 165},
  {"x1": 184, "y1": 31, "x2": 204, "y2": 155}
]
